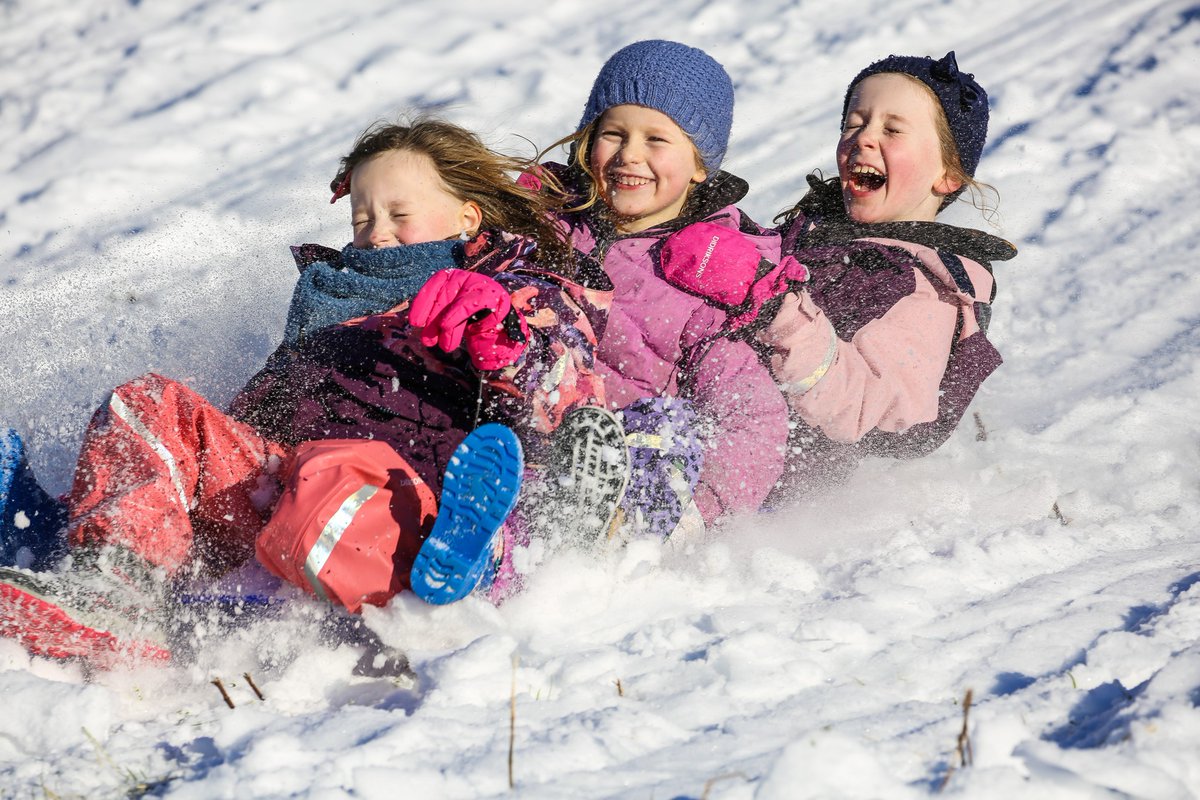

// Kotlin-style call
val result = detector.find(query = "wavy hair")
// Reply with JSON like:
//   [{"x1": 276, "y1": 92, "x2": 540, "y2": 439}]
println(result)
[{"x1": 332, "y1": 118, "x2": 576, "y2": 273}]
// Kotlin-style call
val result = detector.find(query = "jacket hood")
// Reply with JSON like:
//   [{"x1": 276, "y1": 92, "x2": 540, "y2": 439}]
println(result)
[
  {"x1": 806, "y1": 217, "x2": 1017, "y2": 267},
  {"x1": 781, "y1": 173, "x2": 1017, "y2": 267}
]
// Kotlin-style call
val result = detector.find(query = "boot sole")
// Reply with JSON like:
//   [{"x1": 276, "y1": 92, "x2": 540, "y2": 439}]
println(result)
[
  {"x1": 410, "y1": 424, "x2": 523, "y2": 605},
  {"x1": 547, "y1": 406, "x2": 630, "y2": 546}
]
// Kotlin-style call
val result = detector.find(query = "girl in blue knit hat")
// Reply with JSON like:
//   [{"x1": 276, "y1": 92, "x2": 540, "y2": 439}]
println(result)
[
  {"x1": 554, "y1": 40, "x2": 788, "y2": 544},
  {"x1": 704, "y1": 52, "x2": 1019, "y2": 502},
  {"x1": 443, "y1": 40, "x2": 790, "y2": 546}
]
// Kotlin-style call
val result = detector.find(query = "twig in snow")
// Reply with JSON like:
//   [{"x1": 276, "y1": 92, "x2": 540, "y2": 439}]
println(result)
[
  {"x1": 508, "y1": 655, "x2": 518, "y2": 790},
  {"x1": 973, "y1": 412, "x2": 988, "y2": 442},
  {"x1": 614, "y1": 678, "x2": 624, "y2": 697},
  {"x1": 211, "y1": 678, "x2": 235, "y2": 709},
  {"x1": 701, "y1": 771, "x2": 749, "y2": 799},
  {"x1": 937, "y1": 688, "x2": 974, "y2": 792},
  {"x1": 244, "y1": 672, "x2": 266, "y2": 701},
  {"x1": 1052, "y1": 502, "x2": 1070, "y2": 526}
]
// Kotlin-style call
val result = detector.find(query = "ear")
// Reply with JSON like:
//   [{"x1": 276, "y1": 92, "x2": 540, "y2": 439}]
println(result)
[
  {"x1": 691, "y1": 165, "x2": 709, "y2": 184},
  {"x1": 933, "y1": 171, "x2": 963, "y2": 197},
  {"x1": 459, "y1": 201, "x2": 483, "y2": 235}
]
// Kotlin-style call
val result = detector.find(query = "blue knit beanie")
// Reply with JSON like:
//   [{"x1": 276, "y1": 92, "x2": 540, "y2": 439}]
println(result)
[
  {"x1": 842, "y1": 51, "x2": 989, "y2": 178},
  {"x1": 577, "y1": 40, "x2": 734, "y2": 175}
]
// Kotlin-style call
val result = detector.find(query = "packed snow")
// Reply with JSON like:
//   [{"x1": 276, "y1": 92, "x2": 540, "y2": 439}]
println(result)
[{"x1": 2, "y1": 0, "x2": 1199, "y2": 797}]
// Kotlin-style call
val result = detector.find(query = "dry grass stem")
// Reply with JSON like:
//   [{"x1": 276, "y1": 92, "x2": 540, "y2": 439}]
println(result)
[
  {"x1": 973, "y1": 412, "x2": 988, "y2": 441},
  {"x1": 1052, "y1": 502, "x2": 1070, "y2": 526},
  {"x1": 244, "y1": 672, "x2": 266, "y2": 701},
  {"x1": 211, "y1": 678, "x2": 235, "y2": 709},
  {"x1": 614, "y1": 678, "x2": 624, "y2": 697},
  {"x1": 701, "y1": 771, "x2": 749, "y2": 799},
  {"x1": 508, "y1": 655, "x2": 518, "y2": 790},
  {"x1": 937, "y1": 688, "x2": 974, "y2": 792}
]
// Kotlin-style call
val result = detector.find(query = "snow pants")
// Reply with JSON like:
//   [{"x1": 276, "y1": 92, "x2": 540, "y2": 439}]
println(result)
[
  {"x1": 67, "y1": 373, "x2": 441, "y2": 610},
  {"x1": 67, "y1": 373, "x2": 292, "y2": 576}
]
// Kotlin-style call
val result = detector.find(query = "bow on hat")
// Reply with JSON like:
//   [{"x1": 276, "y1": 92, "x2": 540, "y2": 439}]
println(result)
[{"x1": 929, "y1": 51, "x2": 980, "y2": 111}]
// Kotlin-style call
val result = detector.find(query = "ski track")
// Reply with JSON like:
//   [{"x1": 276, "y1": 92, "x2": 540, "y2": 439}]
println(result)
[{"x1": 2, "y1": 0, "x2": 1200, "y2": 797}]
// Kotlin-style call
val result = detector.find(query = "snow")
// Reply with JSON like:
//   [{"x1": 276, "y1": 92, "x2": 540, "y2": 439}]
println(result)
[{"x1": 2, "y1": 0, "x2": 1199, "y2": 796}]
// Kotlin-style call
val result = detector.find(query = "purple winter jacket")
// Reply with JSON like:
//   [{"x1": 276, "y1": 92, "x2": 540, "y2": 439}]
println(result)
[
  {"x1": 548, "y1": 167, "x2": 789, "y2": 524},
  {"x1": 230, "y1": 231, "x2": 609, "y2": 496}
]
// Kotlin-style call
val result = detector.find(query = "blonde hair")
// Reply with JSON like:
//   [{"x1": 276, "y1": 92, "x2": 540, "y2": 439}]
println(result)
[
  {"x1": 897, "y1": 74, "x2": 997, "y2": 214},
  {"x1": 332, "y1": 118, "x2": 576, "y2": 272}
]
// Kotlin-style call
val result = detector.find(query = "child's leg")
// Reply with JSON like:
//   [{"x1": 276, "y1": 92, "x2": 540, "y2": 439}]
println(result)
[
  {"x1": 542, "y1": 406, "x2": 630, "y2": 547},
  {"x1": 517, "y1": 399, "x2": 705, "y2": 557},
  {"x1": 479, "y1": 491, "x2": 534, "y2": 604},
  {"x1": 410, "y1": 423, "x2": 523, "y2": 605},
  {"x1": 616, "y1": 396, "x2": 705, "y2": 541},
  {"x1": 0, "y1": 428, "x2": 68, "y2": 569},
  {"x1": 255, "y1": 438, "x2": 438, "y2": 612},
  {"x1": 67, "y1": 373, "x2": 289, "y2": 576}
]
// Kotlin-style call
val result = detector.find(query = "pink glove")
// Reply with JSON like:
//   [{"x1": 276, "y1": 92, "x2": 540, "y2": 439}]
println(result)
[
  {"x1": 410, "y1": 270, "x2": 530, "y2": 370},
  {"x1": 660, "y1": 222, "x2": 809, "y2": 330},
  {"x1": 660, "y1": 222, "x2": 763, "y2": 305}
]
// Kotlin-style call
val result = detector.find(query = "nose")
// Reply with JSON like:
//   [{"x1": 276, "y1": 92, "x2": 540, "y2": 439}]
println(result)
[
  {"x1": 617, "y1": 138, "x2": 645, "y2": 165},
  {"x1": 367, "y1": 223, "x2": 394, "y2": 249},
  {"x1": 852, "y1": 125, "x2": 879, "y2": 150}
]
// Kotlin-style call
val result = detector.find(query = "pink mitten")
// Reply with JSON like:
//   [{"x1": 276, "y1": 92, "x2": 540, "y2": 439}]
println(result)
[
  {"x1": 660, "y1": 222, "x2": 763, "y2": 305},
  {"x1": 728, "y1": 255, "x2": 810, "y2": 330},
  {"x1": 410, "y1": 270, "x2": 529, "y2": 370},
  {"x1": 660, "y1": 223, "x2": 810, "y2": 330}
]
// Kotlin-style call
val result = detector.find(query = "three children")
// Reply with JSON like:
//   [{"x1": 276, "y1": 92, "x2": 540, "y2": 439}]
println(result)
[{"x1": 0, "y1": 44, "x2": 1013, "y2": 672}]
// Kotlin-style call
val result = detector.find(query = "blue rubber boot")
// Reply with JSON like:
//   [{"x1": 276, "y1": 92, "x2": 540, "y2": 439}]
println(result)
[
  {"x1": 410, "y1": 424, "x2": 523, "y2": 605},
  {"x1": 0, "y1": 429, "x2": 68, "y2": 570}
]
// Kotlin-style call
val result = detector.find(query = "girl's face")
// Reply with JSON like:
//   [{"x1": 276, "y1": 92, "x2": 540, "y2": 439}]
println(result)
[
  {"x1": 350, "y1": 149, "x2": 481, "y2": 249},
  {"x1": 588, "y1": 104, "x2": 708, "y2": 233},
  {"x1": 836, "y1": 73, "x2": 961, "y2": 223}
]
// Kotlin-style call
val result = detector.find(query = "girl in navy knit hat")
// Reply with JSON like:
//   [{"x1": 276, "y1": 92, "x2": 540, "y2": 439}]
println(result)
[{"x1": 738, "y1": 52, "x2": 1018, "y2": 502}]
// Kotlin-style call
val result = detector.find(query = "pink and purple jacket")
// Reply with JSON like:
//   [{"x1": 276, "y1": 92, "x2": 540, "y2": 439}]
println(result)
[
  {"x1": 754, "y1": 178, "x2": 1017, "y2": 500},
  {"x1": 547, "y1": 165, "x2": 789, "y2": 524}
]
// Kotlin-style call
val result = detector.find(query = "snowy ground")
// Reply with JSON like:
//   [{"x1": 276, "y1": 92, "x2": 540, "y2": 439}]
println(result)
[{"x1": 2, "y1": 0, "x2": 1200, "y2": 797}]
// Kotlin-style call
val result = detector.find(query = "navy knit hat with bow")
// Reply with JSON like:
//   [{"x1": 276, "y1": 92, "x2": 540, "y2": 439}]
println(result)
[
  {"x1": 843, "y1": 51, "x2": 989, "y2": 178},
  {"x1": 578, "y1": 40, "x2": 734, "y2": 175}
]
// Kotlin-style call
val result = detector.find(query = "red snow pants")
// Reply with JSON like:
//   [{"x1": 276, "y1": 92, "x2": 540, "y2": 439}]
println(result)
[
  {"x1": 66, "y1": 373, "x2": 439, "y2": 612},
  {"x1": 67, "y1": 373, "x2": 291, "y2": 576}
]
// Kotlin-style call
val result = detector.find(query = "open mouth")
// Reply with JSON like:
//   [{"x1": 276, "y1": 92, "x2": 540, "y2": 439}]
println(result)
[{"x1": 848, "y1": 164, "x2": 887, "y2": 192}]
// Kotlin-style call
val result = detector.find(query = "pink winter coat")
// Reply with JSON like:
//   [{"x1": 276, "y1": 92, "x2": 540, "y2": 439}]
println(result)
[
  {"x1": 551, "y1": 168, "x2": 789, "y2": 524},
  {"x1": 754, "y1": 178, "x2": 1016, "y2": 501}
]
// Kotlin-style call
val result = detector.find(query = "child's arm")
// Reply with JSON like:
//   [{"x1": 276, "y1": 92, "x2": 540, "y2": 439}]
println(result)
[
  {"x1": 407, "y1": 268, "x2": 606, "y2": 436},
  {"x1": 757, "y1": 273, "x2": 959, "y2": 443},
  {"x1": 686, "y1": 337, "x2": 789, "y2": 524}
]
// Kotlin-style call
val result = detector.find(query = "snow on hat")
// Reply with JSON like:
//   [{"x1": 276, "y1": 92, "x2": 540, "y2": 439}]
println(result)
[
  {"x1": 578, "y1": 40, "x2": 734, "y2": 174},
  {"x1": 843, "y1": 51, "x2": 989, "y2": 178}
]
